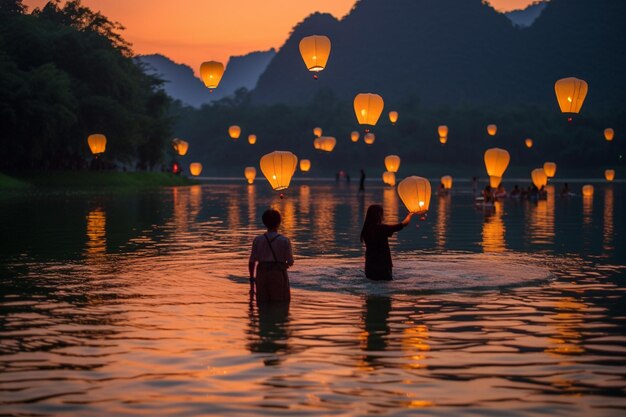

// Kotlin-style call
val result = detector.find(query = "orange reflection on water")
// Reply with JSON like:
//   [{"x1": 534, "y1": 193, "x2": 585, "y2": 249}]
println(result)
[
  {"x1": 85, "y1": 208, "x2": 106, "y2": 259},
  {"x1": 401, "y1": 321, "x2": 430, "y2": 370},
  {"x1": 435, "y1": 195, "x2": 450, "y2": 249},
  {"x1": 546, "y1": 297, "x2": 586, "y2": 356},
  {"x1": 312, "y1": 188, "x2": 336, "y2": 252},
  {"x1": 247, "y1": 185, "x2": 257, "y2": 225},
  {"x1": 529, "y1": 186, "x2": 555, "y2": 245},
  {"x1": 481, "y1": 201, "x2": 506, "y2": 253},
  {"x1": 383, "y1": 188, "x2": 399, "y2": 224},
  {"x1": 603, "y1": 187, "x2": 614, "y2": 251},
  {"x1": 583, "y1": 194, "x2": 593, "y2": 226}
]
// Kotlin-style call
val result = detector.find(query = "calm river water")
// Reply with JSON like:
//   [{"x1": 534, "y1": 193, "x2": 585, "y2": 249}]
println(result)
[{"x1": 1, "y1": 180, "x2": 625, "y2": 416}]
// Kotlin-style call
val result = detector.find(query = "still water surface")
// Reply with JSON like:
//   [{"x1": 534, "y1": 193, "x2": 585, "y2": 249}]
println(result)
[{"x1": 1, "y1": 181, "x2": 625, "y2": 416}]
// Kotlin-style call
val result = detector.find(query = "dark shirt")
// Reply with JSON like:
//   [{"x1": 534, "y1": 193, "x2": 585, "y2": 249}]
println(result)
[{"x1": 363, "y1": 223, "x2": 404, "y2": 272}]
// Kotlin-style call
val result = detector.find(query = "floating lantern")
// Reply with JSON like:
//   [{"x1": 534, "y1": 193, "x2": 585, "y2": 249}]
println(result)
[
  {"x1": 439, "y1": 136, "x2": 447, "y2": 144},
  {"x1": 189, "y1": 163, "x2": 203, "y2": 176},
  {"x1": 300, "y1": 159, "x2": 311, "y2": 172},
  {"x1": 199, "y1": 61, "x2": 225, "y2": 90},
  {"x1": 438, "y1": 125, "x2": 448, "y2": 137},
  {"x1": 543, "y1": 162, "x2": 557, "y2": 178},
  {"x1": 604, "y1": 128, "x2": 614, "y2": 141},
  {"x1": 364, "y1": 133, "x2": 375, "y2": 145},
  {"x1": 487, "y1": 124, "x2": 497, "y2": 136},
  {"x1": 318, "y1": 136, "x2": 336, "y2": 152},
  {"x1": 389, "y1": 111, "x2": 398, "y2": 125},
  {"x1": 244, "y1": 167, "x2": 256, "y2": 184},
  {"x1": 582, "y1": 184, "x2": 594, "y2": 197},
  {"x1": 354, "y1": 93, "x2": 384, "y2": 128},
  {"x1": 88, "y1": 134, "x2": 106, "y2": 155},
  {"x1": 259, "y1": 151, "x2": 298, "y2": 191},
  {"x1": 313, "y1": 138, "x2": 321, "y2": 150},
  {"x1": 397, "y1": 176, "x2": 432, "y2": 213},
  {"x1": 228, "y1": 125, "x2": 241, "y2": 139},
  {"x1": 384, "y1": 155, "x2": 401, "y2": 173},
  {"x1": 489, "y1": 176, "x2": 502, "y2": 188},
  {"x1": 248, "y1": 134, "x2": 257, "y2": 145},
  {"x1": 531, "y1": 168, "x2": 548, "y2": 189},
  {"x1": 525, "y1": 138, "x2": 533, "y2": 148},
  {"x1": 555, "y1": 77, "x2": 588, "y2": 114},
  {"x1": 171, "y1": 138, "x2": 189, "y2": 156},
  {"x1": 299, "y1": 35, "x2": 331, "y2": 78},
  {"x1": 351, "y1": 131, "x2": 360, "y2": 142},
  {"x1": 605, "y1": 169, "x2": 615, "y2": 181},
  {"x1": 484, "y1": 148, "x2": 510, "y2": 178},
  {"x1": 441, "y1": 175, "x2": 453, "y2": 190},
  {"x1": 313, "y1": 127, "x2": 323, "y2": 137},
  {"x1": 382, "y1": 171, "x2": 396, "y2": 187}
]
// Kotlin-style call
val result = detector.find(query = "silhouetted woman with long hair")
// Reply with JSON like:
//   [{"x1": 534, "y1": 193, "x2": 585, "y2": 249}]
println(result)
[{"x1": 360, "y1": 204, "x2": 414, "y2": 281}]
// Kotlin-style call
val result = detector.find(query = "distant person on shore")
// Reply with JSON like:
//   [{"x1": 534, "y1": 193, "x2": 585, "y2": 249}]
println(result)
[
  {"x1": 249, "y1": 209, "x2": 294, "y2": 303},
  {"x1": 561, "y1": 183, "x2": 571, "y2": 197},
  {"x1": 359, "y1": 169, "x2": 366, "y2": 191},
  {"x1": 510, "y1": 185, "x2": 521, "y2": 198},
  {"x1": 482, "y1": 185, "x2": 494, "y2": 204},
  {"x1": 360, "y1": 204, "x2": 416, "y2": 281}
]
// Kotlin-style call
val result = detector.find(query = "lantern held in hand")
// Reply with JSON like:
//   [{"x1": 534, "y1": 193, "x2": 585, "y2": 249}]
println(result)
[{"x1": 397, "y1": 176, "x2": 432, "y2": 213}]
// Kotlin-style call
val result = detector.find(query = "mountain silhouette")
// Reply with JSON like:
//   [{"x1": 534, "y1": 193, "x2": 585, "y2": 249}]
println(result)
[{"x1": 251, "y1": 0, "x2": 625, "y2": 110}]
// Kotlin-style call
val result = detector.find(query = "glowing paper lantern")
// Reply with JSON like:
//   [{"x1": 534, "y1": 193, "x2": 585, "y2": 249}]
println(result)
[
  {"x1": 439, "y1": 136, "x2": 447, "y2": 144},
  {"x1": 300, "y1": 159, "x2": 311, "y2": 172},
  {"x1": 199, "y1": 61, "x2": 225, "y2": 90},
  {"x1": 525, "y1": 138, "x2": 533, "y2": 148},
  {"x1": 384, "y1": 155, "x2": 401, "y2": 173},
  {"x1": 604, "y1": 128, "x2": 614, "y2": 141},
  {"x1": 364, "y1": 133, "x2": 375, "y2": 145},
  {"x1": 244, "y1": 167, "x2": 256, "y2": 184},
  {"x1": 354, "y1": 93, "x2": 384, "y2": 127},
  {"x1": 484, "y1": 148, "x2": 510, "y2": 177},
  {"x1": 582, "y1": 184, "x2": 594, "y2": 197},
  {"x1": 318, "y1": 136, "x2": 336, "y2": 152},
  {"x1": 171, "y1": 138, "x2": 189, "y2": 156},
  {"x1": 441, "y1": 175, "x2": 453, "y2": 190},
  {"x1": 555, "y1": 77, "x2": 588, "y2": 114},
  {"x1": 382, "y1": 171, "x2": 396, "y2": 187},
  {"x1": 299, "y1": 35, "x2": 331, "y2": 77},
  {"x1": 605, "y1": 169, "x2": 615, "y2": 181},
  {"x1": 248, "y1": 134, "x2": 257, "y2": 145},
  {"x1": 397, "y1": 176, "x2": 432, "y2": 213},
  {"x1": 259, "y1": 151, "x2": 298, "y2": 191},
  {"x1": 189, "y1": 163, "x2": 203, "y2": 176},
  {"x1": 313, "y1": 127, "x2": 323, "y2": 137},
  {"x1": 351, "y1": 131, "x2": 360, "y2": 142},
  {"x1": 438, "y1": 125, "x2": 448, "y2": 138},
  {"x1": 313, "y1": 138, "x2": 321, "y2": 150},
  {"x1": 228, "y1": 125, "x2": 241, "y2": 139},
  {"x1": 489, "y1": 176, "x2": 502, "y2": 188},
  {"x1": 389, "y1": 111, "x2": 398, "y2": 125},
  {"x1": 487, "y1": 124, "x2": 497, "y2": 136},
  {"x1": 531, "y1": 168, "x2": 548, "y2": 189},
  {"x1": 88, "y1": 134, "x2": 106, "y2": 155},
  {"x1": 543, "y1": 162, "x2": 557, "y2": 178}
]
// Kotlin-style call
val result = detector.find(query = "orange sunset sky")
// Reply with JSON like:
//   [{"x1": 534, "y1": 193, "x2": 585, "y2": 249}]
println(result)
[{"x1": 24, "y1": 0, "x2": 538, "y2": 72}]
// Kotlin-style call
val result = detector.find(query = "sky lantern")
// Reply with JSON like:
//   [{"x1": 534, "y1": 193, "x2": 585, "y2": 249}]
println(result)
[
  {"x1": 582, "y1": 184, "x2": 594, "y2": 197},
  {"x1": 382, "y1": 171, "x2": 396, "y2": 187},
  {"x1": 543, "y1": 162, "x2": 557, "y2": 178},
  {"x1": 318, "y1": 136, "x2": 336, "y2": 152},
  {"x1": 351, "y1": 131, "x2": 360, "y2": 142},
  {"x1": 441, "y1": 175, "x2": 453, "y2": 190},
  {"x1": 364, "y1": 133, "x2": 375, "y2": 145},
  {"x1": 199, "y1": 61, "x2": 225, "y2": 91},
  {"x1": 171, "y1": 138, "x2": 189, "y2": 156},
  {"x1": 397, "y1": 176, "x2": 432, "y2": 213},
  {"x1": 313, "y1": 127, "x2": 323, "y2": 137},
  {"x1": 555, "y1": 77, "x2": 588, "y2": 116},
  {"x1": 384, "y1": 155, "x2": 401, "y2": 173},
  {"x1": 300, "y1": 159, "x2": 311, "y2": 172},
  {"x1": 525, "y1": 138, "x2": 533, "y2": 148},
  {"x1": 260, "y1": 151, "x2": 298, "y2": 191},
  {"x1": 313, "y1": 138, "x2": 321, "y2": 150},
  {"x1": 354, "y1": 93, "x2": 384, "y2": 129},
  {"x1": 487, "y1": 124, "x2": 497, "y2": 136},
  {"x1": 605, "y1": 169, "x2": 615, "y2": 181},
  {"x1": 299, "y1": 35, "x2": 331, "y2": 79},
  {"x1": 248, "y1": 134, "x2": 257, "y2": 145},
  {"x1": 228, "y1": 125, "x2": 241, "y2": 139},
  {"x1": 88, "y1": 134, "x2": 106, "y2": 156},
  {"x1": 484, "y1": 148, "x2": 510, "y2": 178},
  {"x1": 438, "y1": 125, "x2": 448, "y2": 144},
  {"x1": 244, "y1": 167, "x2": 256, "y2": 184},
  {"x1": 531, "y1": 168, "x2": 548, "y2": 189},
  {"x1": 604, "y1": 128, "x2": 614, "y2": 141},
  {"x1": 389, "y1": 111, "x2": 398, "y2": 125},
  {"x1": 489, "y1": 176, "x2": 502, "y2": 188},
  {"x1": 189, "y1": 162, "x2": 203, "y2": 176}
]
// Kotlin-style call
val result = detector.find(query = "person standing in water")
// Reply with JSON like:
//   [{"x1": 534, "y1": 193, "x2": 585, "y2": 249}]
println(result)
[
  {"x1": 249, "y1": 209, "x2": 294, "y2": 303},
  {"x1": 360, "y1": 204, "x2": 415, "y2": 281},
  {"x1": 359, "y1": 169, "x2": 366, "y2": 191}
]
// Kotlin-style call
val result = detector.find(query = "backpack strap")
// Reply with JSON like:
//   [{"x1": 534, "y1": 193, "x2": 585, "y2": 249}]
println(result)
[{"x1": 264, "y1": 233, "x2": 281, "y2": 263}]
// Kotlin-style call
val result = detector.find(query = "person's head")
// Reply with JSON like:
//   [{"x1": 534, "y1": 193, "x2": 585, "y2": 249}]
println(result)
[
  {"x1": 262, "y1": 209, "x2": 281, "y2": 230},
  {"x1": 361, "y1": 204, "x2": 383, "y2": 242}
]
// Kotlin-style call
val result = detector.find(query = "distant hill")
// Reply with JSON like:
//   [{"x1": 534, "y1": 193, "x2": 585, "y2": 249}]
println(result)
[
  {"x1": 251, "y1": 0, "x2": 625, "y2": 111},
  {"x1": 505, "y1": 2, "x2": 547, "y2": 27},
  {"x1": 138, "y1": 49, "x2": 276, "y2": 107}
]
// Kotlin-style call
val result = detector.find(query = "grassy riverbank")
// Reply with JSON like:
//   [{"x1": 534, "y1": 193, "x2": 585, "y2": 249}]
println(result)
[{"x1": 0, "y1": 172, "x2": 196, "y2": 189}]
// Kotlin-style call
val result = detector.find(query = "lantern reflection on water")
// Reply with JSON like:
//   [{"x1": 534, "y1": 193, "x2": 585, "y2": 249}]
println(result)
[{"x1": 481, "y1": 201, "x2": 506, "y2": 253}]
